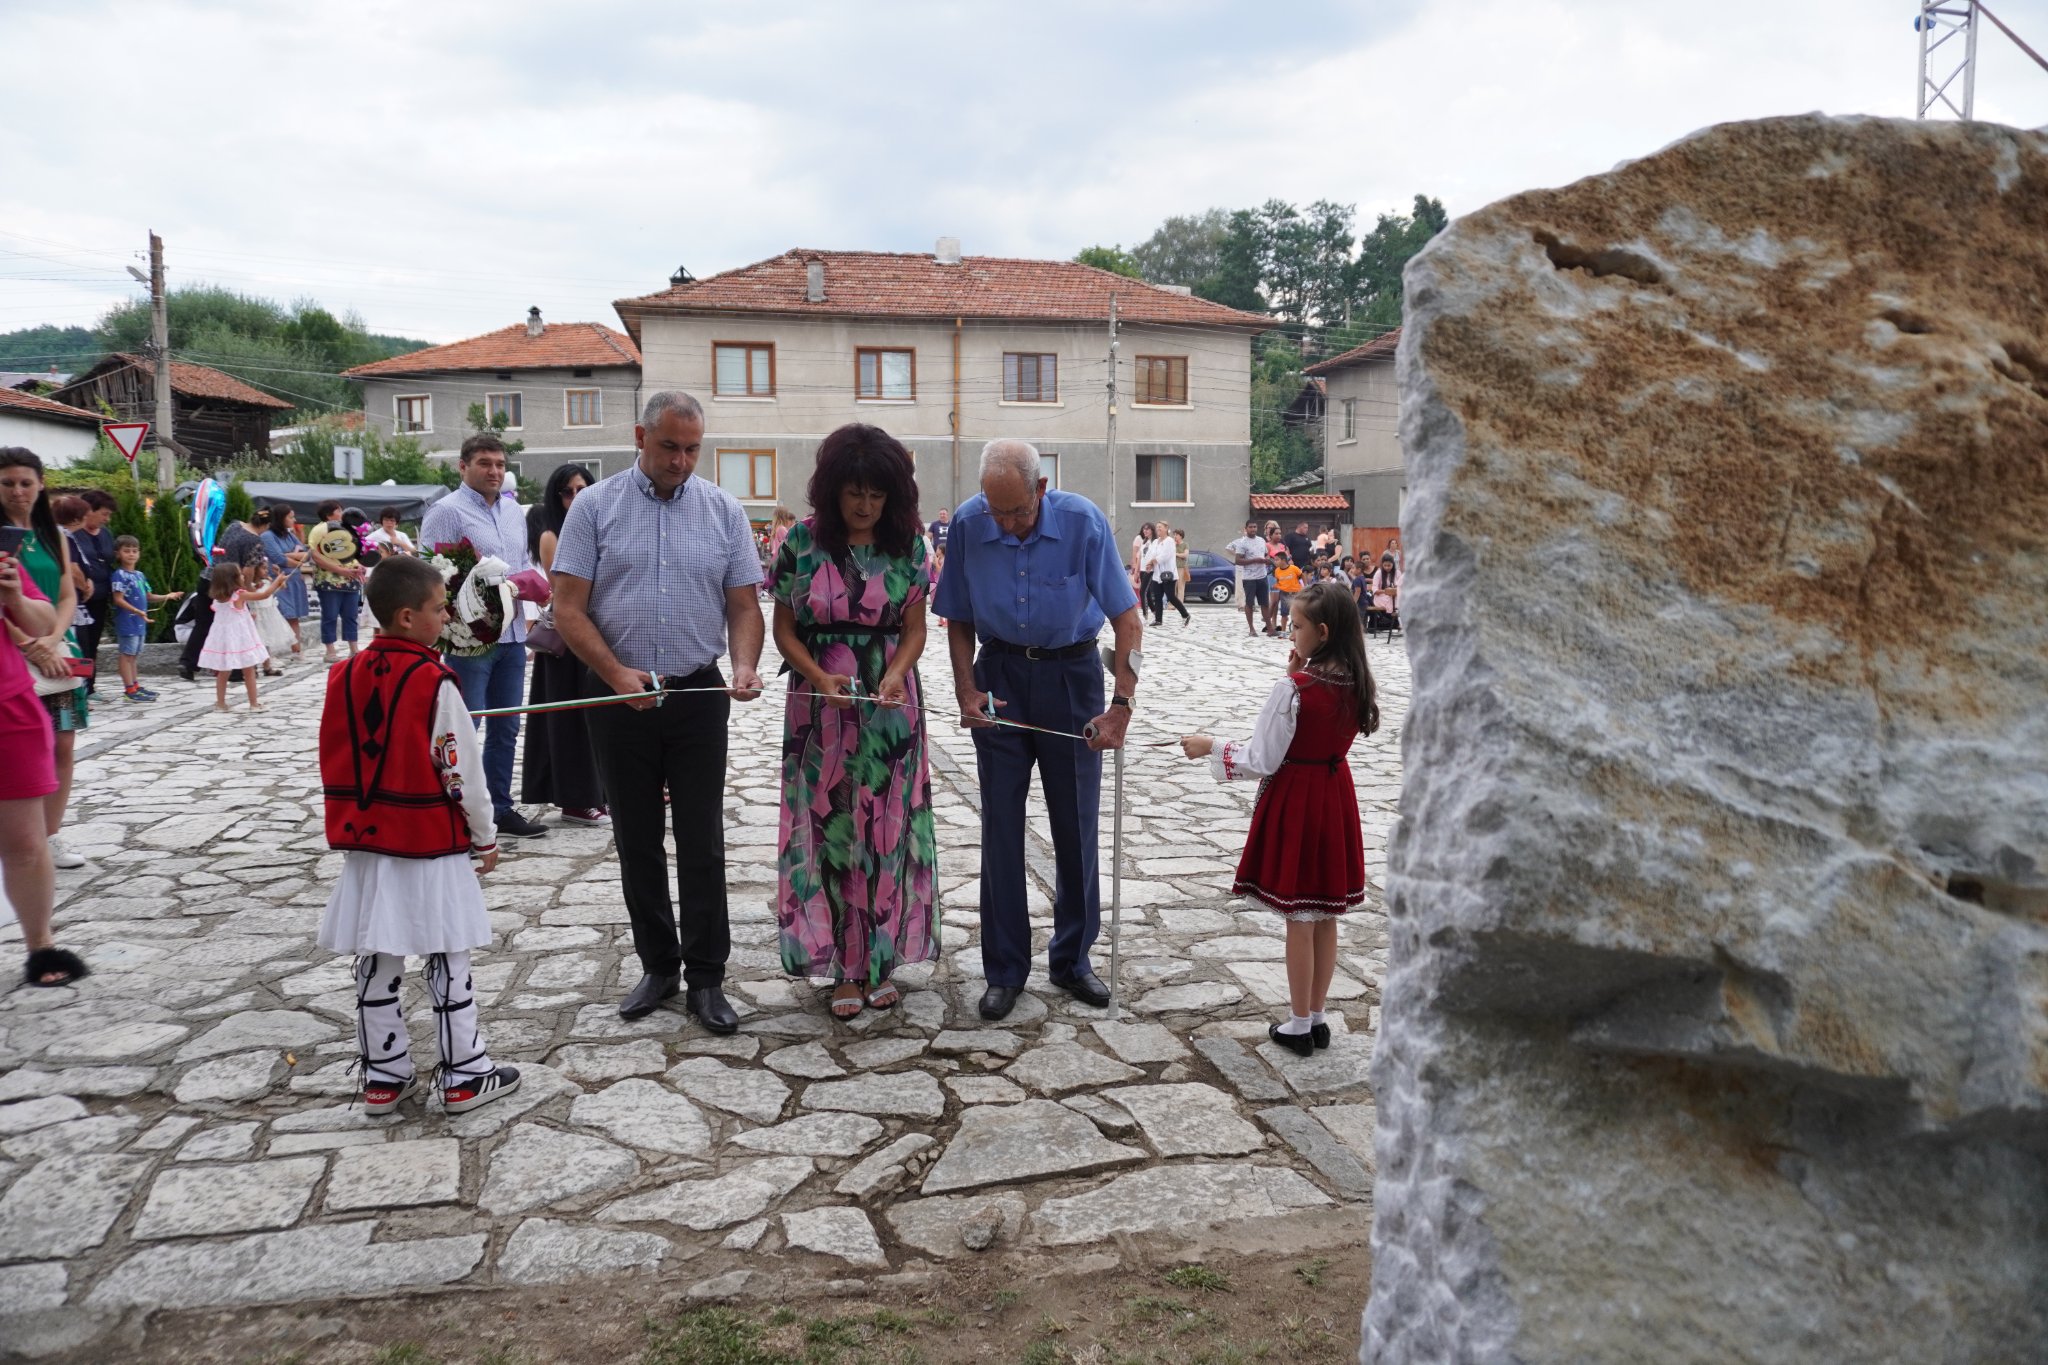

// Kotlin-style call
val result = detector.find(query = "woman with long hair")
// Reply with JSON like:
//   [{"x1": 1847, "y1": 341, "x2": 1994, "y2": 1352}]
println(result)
[
  {"x1": 521, "y1": 463, "x2": 606, "y2": 826},
  {"x1": 0, "y1": 449, "x2": 88, "y2": 870},
  {"x1": 768, "y1": 423, "x2": 937, "y2": 1020},
  {"x1": 0, "y1": 536, "x2": 84, "y2": 985},
  {"x1": 259, "y1": 503, "x2": 310, "y2": 657}
]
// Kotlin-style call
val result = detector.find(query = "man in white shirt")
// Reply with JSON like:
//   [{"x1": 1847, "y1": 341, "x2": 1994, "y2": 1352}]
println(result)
[{"x1": 1226, "y1": 519, "x2": 1275, "y2": 638}]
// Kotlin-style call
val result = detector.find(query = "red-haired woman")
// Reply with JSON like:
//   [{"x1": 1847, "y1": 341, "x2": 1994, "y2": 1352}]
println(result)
[{"x1": 768, "y1": 424, "x2": 937, "y2": 1020}]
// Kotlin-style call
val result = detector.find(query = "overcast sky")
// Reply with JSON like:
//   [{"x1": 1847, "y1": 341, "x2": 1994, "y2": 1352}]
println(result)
[{"x1": 5, "y1": 0, "x2": 2047, "y2": 354}]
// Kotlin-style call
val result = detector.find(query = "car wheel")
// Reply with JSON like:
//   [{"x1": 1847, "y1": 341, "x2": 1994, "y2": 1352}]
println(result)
[{"x1": 1206, "y1": 580, "x2": 1233, "y2": 604}]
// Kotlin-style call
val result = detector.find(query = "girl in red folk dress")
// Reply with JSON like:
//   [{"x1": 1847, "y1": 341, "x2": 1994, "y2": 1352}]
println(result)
[{"x1": 1181, "y1": 581, "x2": 1379, "y2": 1057}]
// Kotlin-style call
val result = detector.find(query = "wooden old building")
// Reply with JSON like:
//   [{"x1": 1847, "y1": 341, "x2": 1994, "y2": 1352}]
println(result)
[{"x1": 53, "y1": 353, "x2": 291, "y2": 462}]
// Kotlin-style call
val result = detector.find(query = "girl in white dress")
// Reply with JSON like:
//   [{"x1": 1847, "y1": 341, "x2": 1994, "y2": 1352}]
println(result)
[
  {"x1": 197, "y1": 561, "x2": 282, "y2": 712},
  {"x1": 242, "y1": 552, "x2": 295, "y2": 673}
]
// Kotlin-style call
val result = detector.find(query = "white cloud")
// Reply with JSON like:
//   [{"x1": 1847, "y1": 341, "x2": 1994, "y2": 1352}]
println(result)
[{"x1": 3, "y1": 0, "x2": 2046, "y2": 356}]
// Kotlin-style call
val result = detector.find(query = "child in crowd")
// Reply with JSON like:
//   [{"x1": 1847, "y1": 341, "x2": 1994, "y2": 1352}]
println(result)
[
  {"x1": 1180, "y1": 581, "x2": 1378, "y2": 1056},
  {"x1": 198, "y1": 560, "x2": 282, "y2": 712},
  {"x1": 1272, "y1": 551, "x2": 1302, "y2": 625},
  {"x1": 108, "y1": 535, "x2": 182, "y2": 702},
  {"x1": 242, "y1": 547, "x2": 294, "y2": 675},
  {"x1": 318, "y1": 554, "x2": 518, "y2": 1116}
]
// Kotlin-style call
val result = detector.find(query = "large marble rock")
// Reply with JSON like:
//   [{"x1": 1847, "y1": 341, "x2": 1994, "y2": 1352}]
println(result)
[{"x1": 1368, "y1": 115, "x2": 2048, "y2": 1364}]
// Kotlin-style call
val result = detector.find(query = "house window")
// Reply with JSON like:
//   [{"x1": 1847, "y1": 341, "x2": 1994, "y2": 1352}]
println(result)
[
  {"x1": 486, "y1": 392, "x2": 523, "y2": 429},
  {"x1": 1040, "y1": 451, "x2": 1061, "y2": 489},
  {"x1": 395, "y1": 394, "x2": 430, "y2": 434},
  {"x1": 571, "y1": 368, "x2": 593, "y2": 378},
  {"x1": 1004, "y1": 352, "x2": 1057, "y2": 402},
  {"x1": 715, "y1": 448, "x2": 776, "y2": 500},
  {"x1": 1135, "y1": 453, "x2": 1188, "y2": 502},
  {"x1": 564, "y1": 389, "x2": 602, "y2": 428},
  {"x1": 855, "y1": 347, "x2": 915, "y2": 401},
  {"x1": 714, "y1": 342, "x2": 775, "y2": 397},
  {"x1": 1135, "y1": 356, "x2": 1188, "y2": 406},
  {"x1": 1342, "y1": 398, "x2": 1357, "y2": 440}
]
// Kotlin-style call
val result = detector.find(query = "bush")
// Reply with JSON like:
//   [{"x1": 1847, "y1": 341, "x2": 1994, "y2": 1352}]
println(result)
[
  {"x1": 222, "y1": 477, "x2": 254, "y2": 525},
  {"x1": 142, "y1": 494, "x2": 205, "y2": 643}
]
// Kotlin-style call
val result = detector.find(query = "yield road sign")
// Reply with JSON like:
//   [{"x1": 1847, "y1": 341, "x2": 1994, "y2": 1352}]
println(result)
[{"x1": 103, "y1": 423, "x2": 150, "y2": 461}]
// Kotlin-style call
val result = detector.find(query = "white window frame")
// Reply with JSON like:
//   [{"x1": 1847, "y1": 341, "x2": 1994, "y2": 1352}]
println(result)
[
  {"x1": 1039, "y1": 451, "x2": 1061, "y2": 489},
  {"x1": 1341, "y1": 397, "x2": 1357, "y2": 442},
  {"x1": 485, "y1": 391, "x2": 524, "y2": 430},
  {"x1": 564, "y1": 388, "x2": 603, "y2": 428},
  {"x1": 394, "y1": 393, "x2": 431, "y2": 434},
  {"x1": 713, "y1": 447, "x2": 777, "y2": 501},
  {"x1": 1132, "y1": 452, "x2": 1191, "y2": 505}
]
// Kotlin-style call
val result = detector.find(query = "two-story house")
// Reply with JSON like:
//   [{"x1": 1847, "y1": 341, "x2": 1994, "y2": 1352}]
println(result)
[
  {"x1": 612, "y1": 242, "x2": 1268, "y2": 553},
  {"x1": 343, "y1": 309, "x2": 641, "y2": 487},
  {"x1": 1305, "y1": 328, "x2": 1402, "y2": 556}
]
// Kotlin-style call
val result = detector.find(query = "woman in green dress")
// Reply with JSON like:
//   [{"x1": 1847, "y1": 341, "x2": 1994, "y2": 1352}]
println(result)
[
  {"x1": 0, "y1": 448, "x2": 88, "y2": 870},
  {"x1": 769, "y1": 424, "x2": 937, "y2": 1020}
]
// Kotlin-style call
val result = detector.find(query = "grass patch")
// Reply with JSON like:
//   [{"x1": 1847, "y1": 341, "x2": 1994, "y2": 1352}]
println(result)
[
  {"x1": 371, "y1": 1348, "x2": 439, "y2": 1365},
  {"x1": 1018, "y1": 1339, "x2": 1066, "y2": 1365},
  {"x1": 991, "y1": 1288, "x2": 1022, "y2": 1312},
  {"x1": 1292, "y1": 1257, "x2": 1330, "y2": 1289},
  {"x1": 643, "y1": 1307, "x2": 800, "y2": 1365},
  {"x1": 1163, "y1": 1265, "x2": 1232, "y2": 1294},
  {"x1": 768, "y1": 1308, "x2": 800, "y2": 1327}
]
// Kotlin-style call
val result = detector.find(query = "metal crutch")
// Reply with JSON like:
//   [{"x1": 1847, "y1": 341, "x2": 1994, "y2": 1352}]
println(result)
[{"x1": 1099, "y1": 645, "x2": 1128, "y2": 1020}]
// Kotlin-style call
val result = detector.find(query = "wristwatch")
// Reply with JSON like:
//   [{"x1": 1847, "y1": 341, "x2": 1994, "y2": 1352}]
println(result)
[{"x1": 1111, "y1": 694, "x2": 1134, "y2": 710}]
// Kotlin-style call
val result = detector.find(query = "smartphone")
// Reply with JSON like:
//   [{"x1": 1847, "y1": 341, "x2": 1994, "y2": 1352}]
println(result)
[{"x1": 0, "y1": 525, "x2": 28, "y2": 559}]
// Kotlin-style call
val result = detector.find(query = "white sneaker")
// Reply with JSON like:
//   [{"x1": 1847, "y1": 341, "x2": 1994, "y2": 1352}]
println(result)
[{"x1": 50, "y1": 837, "x2": 86, "y2": 869}]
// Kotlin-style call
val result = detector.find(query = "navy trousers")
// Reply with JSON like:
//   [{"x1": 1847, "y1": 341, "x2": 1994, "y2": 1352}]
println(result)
[{"x1": 971, "y1": 648, "x2": 1104, "y2": 988}]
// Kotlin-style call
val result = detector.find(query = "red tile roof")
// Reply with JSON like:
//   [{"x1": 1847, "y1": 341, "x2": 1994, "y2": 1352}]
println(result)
[
  {"x1": 0, "y1": 386, "x2": 101, "y2": 428},
  {"x1": 70, "y1": 354, "x2": 292, "y2": 409},
  {"x1": 614, "y1": 250, "x2": 1272, "y2": 337},
  {"x1": 342, "y1": 323, "x2": 641, "y2": 378},
  {"x1": 1251, "y1": 493, "x2": 1352, "y2": 512},
  {"x1": 1304, "y1": 327, "x2": 1401, "y2": 375}
]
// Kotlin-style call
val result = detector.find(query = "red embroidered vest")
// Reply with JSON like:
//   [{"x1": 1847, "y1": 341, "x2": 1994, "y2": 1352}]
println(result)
[{"x1": 321, "y1": 637, "x2": 471, "y2": 859}]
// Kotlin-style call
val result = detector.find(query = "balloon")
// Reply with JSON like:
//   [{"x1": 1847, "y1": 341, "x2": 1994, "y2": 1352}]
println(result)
[{"x1": 192, "y1": 479, "x2": 226, "y2": 561}]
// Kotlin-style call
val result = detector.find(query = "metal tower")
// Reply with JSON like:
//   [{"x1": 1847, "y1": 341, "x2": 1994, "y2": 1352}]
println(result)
[{"x1": 1918, "y1": 1, "x2": 1980, "y2": 118}]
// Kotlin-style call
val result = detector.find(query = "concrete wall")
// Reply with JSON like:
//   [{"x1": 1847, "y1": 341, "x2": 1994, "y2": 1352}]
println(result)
[
  {"x1": 637, "y1": 314, "x2": 1252, "y2": 549},
  {"x1": 0, "y1": 412, "x2": 99, "y2": 468},
  {"x1": 357, "y1": 367, "x2": 640, "y2": 488},
  {"x1": 1320, "y1": 355, "x2": 1404, "y2": 533}
]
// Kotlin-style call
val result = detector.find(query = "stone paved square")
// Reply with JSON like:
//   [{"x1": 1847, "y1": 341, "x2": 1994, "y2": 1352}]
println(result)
[{"x1": 0, "y1": 613, "x2": 1403, "y2": 1343}]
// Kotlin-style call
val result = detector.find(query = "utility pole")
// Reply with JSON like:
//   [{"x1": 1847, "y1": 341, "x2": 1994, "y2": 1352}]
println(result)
[
  {"x1": 148, "y1": 231, "x2": 175, "y2": 493},
  {"x1": 1104, "y1": 293, "x2": 1119, "y2": 541},
  {"x1": 1918, "y1": 2, "x2": 1979, "y2": 118}
]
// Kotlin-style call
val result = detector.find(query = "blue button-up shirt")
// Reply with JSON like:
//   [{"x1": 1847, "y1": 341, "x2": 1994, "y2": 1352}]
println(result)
[
  {"x1": 419, "y1": 483, "x2": 533, "y2": 644},
  {"x1": 932, "y1": 489, "x2": 1137, "y2": 647},
  {"x1": 550, "y1": 462, "x2": 760, "y2": 676}
]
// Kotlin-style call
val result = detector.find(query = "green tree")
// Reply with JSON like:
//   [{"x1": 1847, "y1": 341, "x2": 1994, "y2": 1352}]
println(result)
[
  {"x1": 1249, "y1": 333, "x2": 1319, "y2": 492},
  {"x1": 0, "y1": 324, "x2": 96, "y2": 374},
  {"x1": 466, "y1": 403, "x2": 526, "y2": 458},
  {"x1": 142, "y1": 493, "x2": 204, "y2": 642},
  {"x1": 1130, "y1": 209, "x2": 1231, "y2": 290},
  {"x1": 222, "y1": 477, "x2": 254, "y2": 526},
  {"x1": 1202, "y1": 209, "x2": 1269, "y2": 313},
  {"x1": 1344, "y1": 194, "x2": 1448, "y2": 334},
  {"x1": 1073, "y1": 245, "x2": 1143, "y2": 278}
]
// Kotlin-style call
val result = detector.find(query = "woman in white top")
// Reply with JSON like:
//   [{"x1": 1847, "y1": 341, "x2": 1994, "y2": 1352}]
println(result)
[
  {"x1": 369, "y1": 506, "x2": 417, "y2": 556},
  {"x1": 1129, "y1": 521, "x2": 1156, "y2": 596},
  {"x1": 1143, "y1": 529, "x2": 1188, "y2": 627}
]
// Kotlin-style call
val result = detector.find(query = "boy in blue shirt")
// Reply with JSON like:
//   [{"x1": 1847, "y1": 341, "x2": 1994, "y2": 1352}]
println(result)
[{"x1": 109, "y1": 535, "x2": 183, "y2": 702}]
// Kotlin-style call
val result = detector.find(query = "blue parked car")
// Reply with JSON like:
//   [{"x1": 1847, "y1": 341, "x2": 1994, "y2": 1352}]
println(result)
[{"x1": 1187, "y1": 549, "x2": 1237, "y2": 604}]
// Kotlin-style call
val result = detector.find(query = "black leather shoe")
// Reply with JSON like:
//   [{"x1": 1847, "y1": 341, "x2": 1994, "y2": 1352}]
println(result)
[
  {"x1": 619, "y1": 972, "x2": 680, "y2": 1020},
  {"x1": 1268, "y1": 1021, "x2": 1315, "y2": 1057},
  {"x1": 978, "y1": 984, "x2": 1022, "y2": 1020},
  {"x1": 1311, "y1": 1022, "x2": 1331, "y2": 1050},
  {"x1": 686, "y1": 985, "x2": 739, "y2": 1034},
  {"x1": 1048, "y1": 970, "x2": 1111, "y2": 1008}
]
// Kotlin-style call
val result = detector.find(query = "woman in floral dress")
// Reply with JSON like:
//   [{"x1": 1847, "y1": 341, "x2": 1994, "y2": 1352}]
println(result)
[{"x1": 769, "y1": 424, "x2": 936, "y2": 1019}]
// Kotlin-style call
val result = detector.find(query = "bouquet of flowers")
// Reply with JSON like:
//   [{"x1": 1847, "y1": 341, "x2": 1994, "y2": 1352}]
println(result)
[{"x1": 427, "y1": 539, "x2": 514, "y2": 657}]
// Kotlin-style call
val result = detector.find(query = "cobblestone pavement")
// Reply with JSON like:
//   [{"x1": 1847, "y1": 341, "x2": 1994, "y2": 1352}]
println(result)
[{"x1": 0, "y1": 604, "x2": 1404, "y2": 1355}]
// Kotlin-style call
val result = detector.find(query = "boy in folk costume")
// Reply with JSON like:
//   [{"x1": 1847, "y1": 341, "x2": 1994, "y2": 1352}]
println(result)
[{"x1": 318, "y1": 555, "x2": 520, "y2": 1115}]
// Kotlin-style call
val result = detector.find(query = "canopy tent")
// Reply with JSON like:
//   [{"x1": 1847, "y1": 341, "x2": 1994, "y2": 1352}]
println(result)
[{"x1": 235, "y1": 482, "x2": 453, "y2": 524}]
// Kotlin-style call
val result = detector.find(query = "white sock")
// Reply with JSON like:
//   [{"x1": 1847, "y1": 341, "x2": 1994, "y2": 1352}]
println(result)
[
  {"x1": 1277, "y1": 1014, "x2": 1312, "y2": 1036},
  {"x1": 1309, "y1": 1010, "x2": 1327, "y2": 1027}
]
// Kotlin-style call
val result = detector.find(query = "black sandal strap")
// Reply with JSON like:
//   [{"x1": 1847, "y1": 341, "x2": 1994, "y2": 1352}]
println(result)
[{"x1": 24, "y1": 947, "x2": 89, "y2": 986}]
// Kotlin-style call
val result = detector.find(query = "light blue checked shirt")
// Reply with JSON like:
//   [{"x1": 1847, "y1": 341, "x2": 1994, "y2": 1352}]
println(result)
[
  {"x1": 550, "y1": 462, "x2": 760, "y2": 676},
  {"x1": 419, "y1": 483, "x2": 533, "y2": 644}
]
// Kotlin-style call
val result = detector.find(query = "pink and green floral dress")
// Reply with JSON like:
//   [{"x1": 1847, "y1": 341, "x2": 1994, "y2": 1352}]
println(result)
[{"x1": 771, "y1": 520, "x2": 937, "y2": 986}]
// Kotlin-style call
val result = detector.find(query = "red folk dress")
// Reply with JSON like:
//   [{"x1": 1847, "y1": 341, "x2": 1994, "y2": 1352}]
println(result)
[{"x1": 1209, "y1": 669, "x2": 1365, "y2": 918}]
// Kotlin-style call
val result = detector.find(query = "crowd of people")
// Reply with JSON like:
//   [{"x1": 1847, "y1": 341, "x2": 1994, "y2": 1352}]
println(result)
[
  {"x1": 1226, "y1": 517, "x2": 1404, "y2": 639},
  {"x1": 1, "y1": 403, "x2": 1384, "y2": 1111}
]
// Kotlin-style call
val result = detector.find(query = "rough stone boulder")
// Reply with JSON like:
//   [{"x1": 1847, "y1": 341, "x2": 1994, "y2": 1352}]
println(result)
[{"x1": 1368, "y1": 115, "x2": 2048, "y2": 1364}]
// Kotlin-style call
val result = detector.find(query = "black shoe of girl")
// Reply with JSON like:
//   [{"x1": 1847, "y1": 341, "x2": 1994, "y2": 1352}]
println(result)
[
  {"x1": 1311, "y1": 1022, "x2": 1331, "y2": 1049},
  {"x1": 362, "y1": 1073, "x2": 419, "y2": 1117},
  {"x1": 443, "y1": 1065, "x2": 522, "y2": 1114},
  {"x1": 1268, "y1": 1021, "x2": 1315, "y2": 1057}
]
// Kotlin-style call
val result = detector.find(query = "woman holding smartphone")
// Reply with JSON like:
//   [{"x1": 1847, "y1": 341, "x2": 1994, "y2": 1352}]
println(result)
[
  {"x1": 0, "y1": 527, "x2": 84, "y2": 985},
  {"x1": 0, "y1": 448, "x2": 89, "y2": 874}
]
